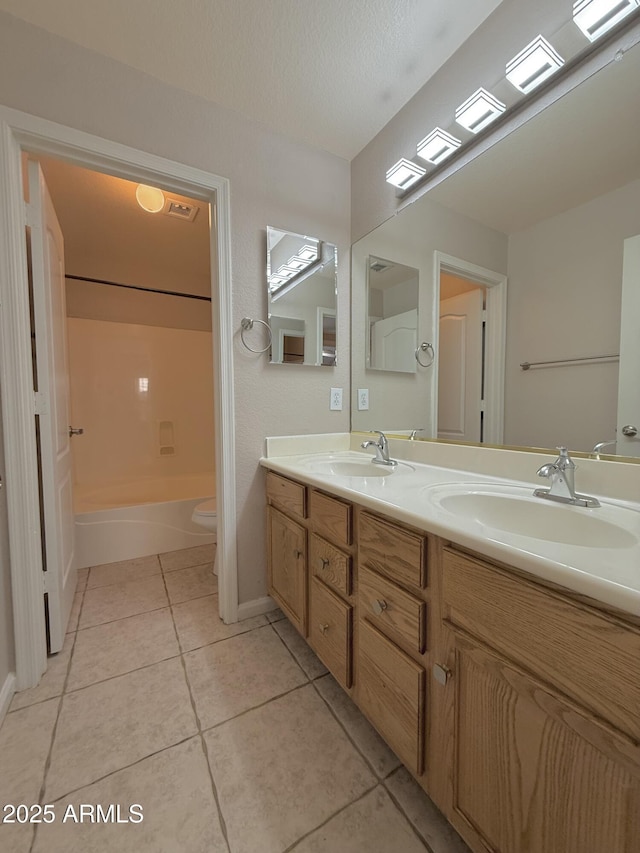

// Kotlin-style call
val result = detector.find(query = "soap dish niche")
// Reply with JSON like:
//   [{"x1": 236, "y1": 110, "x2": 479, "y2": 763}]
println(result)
[{"x1": 158, "y1": 420, "x2": 177, "y2": 458}]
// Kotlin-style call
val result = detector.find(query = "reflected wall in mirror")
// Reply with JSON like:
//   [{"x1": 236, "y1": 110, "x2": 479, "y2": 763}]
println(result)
[
  {"x1": 267, "y1": 226, "x2": 337, "y2": 366},
  {"x1": 367, "y1": 256, "x2": 418, "y2": 373},
  {"x1": 351, "y1": 39, "x2": 640, "y2": 459}
]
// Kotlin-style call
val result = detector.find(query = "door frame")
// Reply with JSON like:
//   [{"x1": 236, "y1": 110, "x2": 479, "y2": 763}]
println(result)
[
  {"x1": 0, "y1": 107, "x2": 238, "y2": 689},
  {"x1": 433, "y1": 252, "x2": 507, "y2": 445}
]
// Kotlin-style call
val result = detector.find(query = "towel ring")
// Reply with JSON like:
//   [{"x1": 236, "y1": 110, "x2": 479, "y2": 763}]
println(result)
[
  {"x1": 240, "y1": 317, "x2": 272, "y2": 354},
  {"x1": 415, "y1": 342, "x2": 435, "y2": 368}
]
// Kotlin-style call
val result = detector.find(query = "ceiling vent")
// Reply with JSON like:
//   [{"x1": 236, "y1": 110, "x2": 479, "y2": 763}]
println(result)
[
  {"x1": 164, "y1": 199, "x2": 198, "y2": 222},
  {"x1": 370, "y1": 260, "x2": 392, "y2": 273}
]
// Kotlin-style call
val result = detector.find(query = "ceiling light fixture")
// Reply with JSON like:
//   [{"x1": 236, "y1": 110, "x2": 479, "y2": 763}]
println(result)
[
  {"x1": 135, "y1": 184, "x2": 165, "y2": 213},
  {"x1": 573, "y1": 0, "x2": 639, "y2": 42},
  {"x1": 385, "y1": 158, "x2": 427, "y2": 190},
  {"x1": 455, "y1": 88, "x2": 506, "y2": 133},
  {"x1": 506, "y1": 35, "x2": 564, "y2": 93},
  {"x1": 416, "y1": 128, "x2": 462, "y2": 165}
]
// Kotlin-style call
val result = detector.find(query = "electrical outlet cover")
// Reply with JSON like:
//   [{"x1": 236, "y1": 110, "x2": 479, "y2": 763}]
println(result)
[
  {"x1": 357, "y1": 388, "x2": 369, "y2": 410},
  {"x1": 330, "y1": 387, "x2": 343, "y2": 410}
]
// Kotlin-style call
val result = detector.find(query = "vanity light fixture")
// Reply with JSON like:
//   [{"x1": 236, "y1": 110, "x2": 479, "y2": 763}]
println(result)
[
  {"x1": 135, "y1": 184, "x2": 165, "y2": 213},
  {"x1": 385, "y1": 158, "x2": 427, "y2": 190},
  {"x1": 506, "y1": 35, "x2": 565, "y2": 93},
  {"x1": 296, "y1": 244, "x2": 319, "y2": 261},
  {"x1": 455, "y1": 88, "x2": 506, "y2": 133},
  {"x1": 286, "y1": 257, "x2": 309, "y2": 271},
  {"x1": 416, "y1": 128, "x2": 462, "y2": 164},
  {"x1": 573, "y1": 0, "x2": 639, "y2": 42}
]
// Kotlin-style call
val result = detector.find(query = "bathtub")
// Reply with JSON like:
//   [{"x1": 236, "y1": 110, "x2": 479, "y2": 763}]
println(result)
[{"x1": 74, "y1": 474, "x2": 216, "y2": 569}]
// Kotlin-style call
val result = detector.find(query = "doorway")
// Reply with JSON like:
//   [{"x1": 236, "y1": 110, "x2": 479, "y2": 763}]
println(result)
[{"x1": 0, "y1": 108, "x2": 236, "y2": 689}]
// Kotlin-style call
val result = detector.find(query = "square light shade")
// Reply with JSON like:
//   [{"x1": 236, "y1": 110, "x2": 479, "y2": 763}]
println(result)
[
  {"x1": 455, "y1": 88, "x2": 506, "y2": 134},
  {"x1": 416, "y1": 128, "x2": 462, "y2": 165},
  {"x1": 386, "y1": 158, "x2": 427, "y2": 190},
  {"x1": 506, "y1": 35, "x2": 564, "y2": 93},
  {"x1": 286, "y1": 257, "x2": 308, "y2": 271},
  {"x1": 296, "y1": 244, "x2": 318, "y2": 261},
  {"x1": 573, "y1": 0, "x2": 639, "y2": 41}
]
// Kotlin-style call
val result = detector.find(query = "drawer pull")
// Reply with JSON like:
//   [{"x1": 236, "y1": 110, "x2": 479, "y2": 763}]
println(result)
[
  {"x1": 319, "y1": 623, "x2": 330, "y2": 636},
  {"x1": 294, "y1": 549, "x2": 303, "y2": 559},
  {"x1": 318, "y1": 557, "x2": 330, "y2": 570},
  {"x1": 433, "y1": 663, "x2": 452, "y2": 686},
  {"x1": 371, "y1": 598, "x2": 388, "y2": 616}
]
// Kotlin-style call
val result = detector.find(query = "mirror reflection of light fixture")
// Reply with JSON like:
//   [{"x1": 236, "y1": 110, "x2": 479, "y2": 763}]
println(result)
[
  {"x1": 455, "y1": 88, "x2": 506, "y2": 133},
  {"x1": 416, "y1": 128, "x2": 462, "y2": 165},
  {"x1": 573, "y1": 0, "x2": 639, "y2": 42},
  {"x1": 135, "y1": 184, "x2": 165, "y2": 213},
  {"x1": 506, "y1": 35, "x2": 564, "y2": 93},
  {"x1": 386, "y1": 158, "x2": 427, "y2": 189}
]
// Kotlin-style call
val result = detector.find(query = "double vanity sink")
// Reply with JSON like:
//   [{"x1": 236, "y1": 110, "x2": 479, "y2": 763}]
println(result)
[{"x1": 263, "y1": 444, "x2": 640, "y2": 616}]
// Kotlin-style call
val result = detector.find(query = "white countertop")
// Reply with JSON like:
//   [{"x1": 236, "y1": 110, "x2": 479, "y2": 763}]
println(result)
[{"x1": 260, "y1": 445, "x2": 640, "y2": 618}]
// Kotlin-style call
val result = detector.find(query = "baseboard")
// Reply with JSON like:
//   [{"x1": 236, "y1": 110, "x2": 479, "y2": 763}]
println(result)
[
  {"x1": 236, "y1": 595, "x2": 277, "y2": 621},
  {"x1": 0, "y1": 672, "x2": 16, "y2": 724}
]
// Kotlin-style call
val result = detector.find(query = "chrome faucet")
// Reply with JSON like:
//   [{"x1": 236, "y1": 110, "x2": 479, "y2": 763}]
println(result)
[
  {"x1": 361, "y1": 430, "x2": 397, "y2": 467},
  {"x1": 592, "y1": 439, "x2": 616, "y2": 460},
  {"x1": 534, "y1": 446, "x2": 600, "y2": 507}
]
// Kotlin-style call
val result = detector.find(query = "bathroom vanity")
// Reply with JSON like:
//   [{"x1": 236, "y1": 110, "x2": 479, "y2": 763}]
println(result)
[{"x1": 262, "y1": 438, "x2": 640, "y2": 853}]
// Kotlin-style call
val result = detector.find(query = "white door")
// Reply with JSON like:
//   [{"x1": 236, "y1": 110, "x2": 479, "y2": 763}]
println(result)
[
  {"x1": 438, "y1": 289, "x2": 484, "y2": 442},
  {"x1": 617, "y1": 235, "x2": 640, "y2": 457},
  {"x1": 28, "y1": 161, "x2": 77, "y2": 653},
  {"x1": 371, "y1": 308, "x2": 417, "y2": 372}
]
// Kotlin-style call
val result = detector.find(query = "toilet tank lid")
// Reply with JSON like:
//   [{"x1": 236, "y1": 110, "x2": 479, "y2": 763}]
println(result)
[{"x1": 195, "y1": 498, "x2": 216, "y2": 515}]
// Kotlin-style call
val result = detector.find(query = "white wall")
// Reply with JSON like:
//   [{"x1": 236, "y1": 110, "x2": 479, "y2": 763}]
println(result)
[
  {"x1": 504, "y1": 178, "x2": 640, "y2": 452},
  {"x1": 0, "y1": 12, "x2": 350, "y2": 607},
  {"x1": 0, "y1": 383, "x2": 15, "y2": 708}
]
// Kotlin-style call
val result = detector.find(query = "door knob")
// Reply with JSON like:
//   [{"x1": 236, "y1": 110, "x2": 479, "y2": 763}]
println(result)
[
  {"x1": 69, "y1": 426, "x2": 84, "y2": 437},
  {"x1": 319, "y1": 623, "x2": 329, "y2": 636},
  {"x1": 371, "y1": 598, "x2": 388, "y2": 615},
  {"x1": 433, "y1": 663, "x2": 452, "y2": 686},
  {"x1": 621, "y1": 424, "x2": 638, "y2": 437},
  {"x1": 318, "y1": 557, "x2": 330, "y2": 570}
]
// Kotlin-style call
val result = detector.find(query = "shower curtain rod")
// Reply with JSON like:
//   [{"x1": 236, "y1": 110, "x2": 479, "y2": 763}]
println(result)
[{"x1": 66, "y1": 274, "x2": 212, "y2": 302}]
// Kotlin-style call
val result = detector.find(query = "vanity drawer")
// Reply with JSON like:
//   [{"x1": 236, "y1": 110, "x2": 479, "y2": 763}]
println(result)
[
  {"x1": 442, "y1": 547, "x2": 640, "y2": 741},
  {"x1": 310, "y1": 533, "x2": 351, "y2": 597},
  {"x1": 359, "y1": 512, "x2": 427, "y2": 589},
  {"x1": 266, "y1": 472, "x2": 306, "y2": 519},
  {"x1": 309, "y1": 489, "x2": 353, "y2": 546},
  {"x1": 358, "y1": 619, "x2": 425, "y2": 776},
  {"x1": 309, "y1": 576, "x2": 352, "y2": 689},
  {"x1": 360, "y1": 566, "x2": 426, "y2": 653}
]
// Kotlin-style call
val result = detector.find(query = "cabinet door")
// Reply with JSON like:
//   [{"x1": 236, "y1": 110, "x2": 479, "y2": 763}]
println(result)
[
  {"x1": 447, "y1": 634, "x2": 640, "y2": 853},
  {"x1": 267, "y1": 506, "x2": 307, "y2": 634},
  {"x1": 309, "y1": 576, "x2": 352, "y2": 689}
]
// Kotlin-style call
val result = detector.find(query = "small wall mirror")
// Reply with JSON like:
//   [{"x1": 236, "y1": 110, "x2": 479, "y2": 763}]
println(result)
[
  {"x1": 267, "y1": 226, "x2": 337, "y2": 366},
  {"x1": 367, "y1": 256, "x2": 419, "y2": 373}
]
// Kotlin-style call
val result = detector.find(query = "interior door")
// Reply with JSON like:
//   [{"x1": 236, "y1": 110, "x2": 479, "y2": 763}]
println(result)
[
  {"x1": 370, "y1": 308, "x2": 417, "y2": 372},
  {"x1": 437, "y1": 289, "x2": 483, "y2": 442},
  {"x1": 616, "y1": 235, "x2": 640, "y2": 457},
  {"x1": 28, "y1": 160, "x2": 76, "y2": 653}
]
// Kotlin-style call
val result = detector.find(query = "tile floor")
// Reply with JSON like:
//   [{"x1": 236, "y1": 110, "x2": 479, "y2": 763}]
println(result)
[{"x1": 0, "y1": 544, "x2": 470, "y2": 853}]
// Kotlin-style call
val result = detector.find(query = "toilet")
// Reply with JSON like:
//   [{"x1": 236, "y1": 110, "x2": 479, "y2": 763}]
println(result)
[{"x1": 191, "y1": 498, "x2": 218, "y2": 575}]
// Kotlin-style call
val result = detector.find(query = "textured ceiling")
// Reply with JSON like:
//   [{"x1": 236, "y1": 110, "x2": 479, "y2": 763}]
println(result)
[{"x1": 0, "y1": 0, "x2": 505, "y2": 159}]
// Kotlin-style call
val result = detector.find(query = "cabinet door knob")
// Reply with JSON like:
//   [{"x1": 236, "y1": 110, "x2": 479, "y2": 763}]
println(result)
[
  {"x1": 293, "y1": 549, "x2": 303, "y2": 559},
  {"x1": 433, "y1": 663, "x2": 452, "y2": 686},
  {"x1": 319, "y1": 623, "x2": 329, "y2": 636},
  {"x1": 371, "y1": 598, "x2": 388, "y2": 615},
  {"x1": 318, "y1": 557, "x2": 330, "y2": 570}
]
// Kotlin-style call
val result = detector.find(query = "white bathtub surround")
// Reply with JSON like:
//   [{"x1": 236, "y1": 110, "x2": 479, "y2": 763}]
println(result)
[{"x1": 262, "y1": 434, "x2": 640, "y2": 617}]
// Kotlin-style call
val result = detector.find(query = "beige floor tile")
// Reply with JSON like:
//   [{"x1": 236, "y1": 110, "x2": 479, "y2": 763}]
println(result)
[
  {"x1": 33, "y1": 737, "x2": 227, "y2": 853},
  {"x1": 273, "y1": 616, "x2": 328, "y2": 679},
  {"x1": 385, "y1": 767, "x2": 471, "y2": 853},
  {"x1": 265, "y1": 606, "x2": 286, "y2": 623},
  {"x1": 164, "y1": 563, "x2": 217, "y2": 605},
  {"x1": 10, "y1": 633, "x2": 74, "y2": 712},
  {"x1": 159, "y1": 544, "x2": 216, "y2": 573},
  {"x1": 45, "y1": 657, "x2": 197, "y2": 801},
  {"x1": 172, "y1": 593, "x2": 268, "y2": 652},
  {"x1": 66, "y1": 591, "x2": 83, "y2": 633},
  {"x1": 204, "y1": 684, "x2": 375, "y2": 853},
  {"x1": 0, "y1": 698, "x2": 59, "y2": 853},
  {"x1": 68, "y1": 608, "x2": 179, "y2": 691},
  {"x1": 184, "y1": 624, "x2": 307, "y2": 729},
  {"x1": 79, "y1": 575, "x2": 168, "y2": 629},
  {"x1": 290, "y1": 786, "x2": 429, "y2": 852},
  {"x1": 87, "y1": 554, "x2": 161, "y2": 589},
  {"x1": 314, "y1": 674, "x2": 401, "y2": 778}
]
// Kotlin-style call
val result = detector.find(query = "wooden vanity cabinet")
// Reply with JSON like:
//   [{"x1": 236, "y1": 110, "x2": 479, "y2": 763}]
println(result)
[{"x1": 439, "y1": 546, "x2": 640, "y2": 853}]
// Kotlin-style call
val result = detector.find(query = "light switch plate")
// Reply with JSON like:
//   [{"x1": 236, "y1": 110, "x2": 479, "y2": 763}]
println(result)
[
  {"x1": 357, "y1": 388, "x2": 369, "y2": 410},
  {"x1": 330, "y1": 387, "x2": 343, "y2": 410}
]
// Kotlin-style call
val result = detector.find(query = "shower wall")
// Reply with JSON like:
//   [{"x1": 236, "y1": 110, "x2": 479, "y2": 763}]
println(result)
[{"x1": 67, "y1": 315, "x2": 215, "y2": 489}]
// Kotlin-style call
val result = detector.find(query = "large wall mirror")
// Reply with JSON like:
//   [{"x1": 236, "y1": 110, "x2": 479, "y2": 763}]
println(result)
[
  {"x1": 351, "y1": 39, "x2": 640, "y2": 459},
  {"x1": 267, "y1": 226, "x2": 337, "y2": 366},
  {"x1": 367, "y1": 256, "x2": 419, "y2": 373}
]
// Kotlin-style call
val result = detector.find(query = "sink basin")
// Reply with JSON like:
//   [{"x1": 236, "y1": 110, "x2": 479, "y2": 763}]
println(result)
[
  {"x1": 302, "y1": 453, "x2": 414, "y2": 479},
  {"x1": 425, "y1": 483, "x2": 639, "y2": 549}
]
